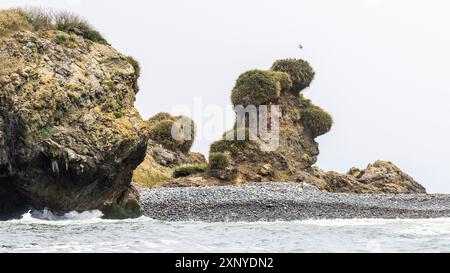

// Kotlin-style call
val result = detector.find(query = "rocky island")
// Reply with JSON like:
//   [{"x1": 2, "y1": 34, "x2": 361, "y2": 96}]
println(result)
[
  {"x1": 0, "y1": 8, "x2": 147, "y2": 219},
  {"x1": 0, "y1": 8, "x2": 445, "y2": 222}
]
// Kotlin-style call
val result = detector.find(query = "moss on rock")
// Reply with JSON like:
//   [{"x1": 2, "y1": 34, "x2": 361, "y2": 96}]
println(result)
[
  {"x1": 301, "y1": 106, "x2": 333, "y2": 137},
  {"x1": 125, "y1": 56, "x2": 140, "y2": 92},
  {"x1": 173, "y1": 163, "x2": 207, "y2": 178},
  {"x1": 231, "y1": 70, "x2": 283, "y2": 107},
  {"x1": 148, "y1": 114, "x2": 195, "y2": 153},
  {"x1": 132, "y1": 154, "x2": 173, "y2": 188},
  {"x1": 210, "y1": 127, "x2": 260, "y2": 156},
  {"x1": 271, "y1": 58, "x2": 315, "y2": 93},
  {"x1": 208, "y1": 152, "x2": 230, "y2": 170}
]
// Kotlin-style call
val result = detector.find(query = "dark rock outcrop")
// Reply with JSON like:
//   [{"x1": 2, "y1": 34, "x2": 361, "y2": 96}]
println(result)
[{"x1": 0, "y1": 9, "x2": 149, "y2": 218}]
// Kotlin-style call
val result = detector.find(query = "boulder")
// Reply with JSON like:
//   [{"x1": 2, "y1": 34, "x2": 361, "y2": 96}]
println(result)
[{"x1": 0, "y1": 9, "x2": 149, "y2": 218}]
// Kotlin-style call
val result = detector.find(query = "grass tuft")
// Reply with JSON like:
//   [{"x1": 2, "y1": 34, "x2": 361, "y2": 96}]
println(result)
[
  {"x1": 208, "y1": 152, "x2": 230, "y2": 170},
  {"x1": 173, "y1": 164, "x2": 207, "y2": 178},
  {"x1": 231, "y1": 70, "x2": 281, "y2": 107},
  {"x1": 301, "y1": 106, "x2": 333, "y2": 137},
  {"x1": 0, "y1": 8, "x2": 108, "y2": 44},
  {"x1": 271, "y1": 58, "x2": 315, "y2": 93}
]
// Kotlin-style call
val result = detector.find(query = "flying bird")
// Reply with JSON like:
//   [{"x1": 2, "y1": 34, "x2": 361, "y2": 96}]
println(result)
[{"x1": 299, "y1": 44, "x2": 303, "y2": 50}]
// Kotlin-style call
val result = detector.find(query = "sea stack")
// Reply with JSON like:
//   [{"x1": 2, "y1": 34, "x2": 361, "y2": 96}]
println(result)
[
  {"x1": 207, "y1": 59, "x2": 425, "y2": 194},
  {"x1": 0, "y1": 9, "x2": 149, "y2": 219}
]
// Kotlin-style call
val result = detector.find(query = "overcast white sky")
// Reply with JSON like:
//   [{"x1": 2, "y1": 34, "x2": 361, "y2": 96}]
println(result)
[{"x1": 1, "y1": 0, "x2": 449, "y2": 193}]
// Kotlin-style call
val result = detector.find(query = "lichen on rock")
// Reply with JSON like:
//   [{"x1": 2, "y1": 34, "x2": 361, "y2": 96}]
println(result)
[{"x1": 0, "y1": 8, "x2": 148, "y2": 218}]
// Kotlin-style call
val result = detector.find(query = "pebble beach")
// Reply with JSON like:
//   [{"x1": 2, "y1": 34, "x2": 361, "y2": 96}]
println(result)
[{"x1": 140, "y1": 182, "x2": 450, "y2": 222}]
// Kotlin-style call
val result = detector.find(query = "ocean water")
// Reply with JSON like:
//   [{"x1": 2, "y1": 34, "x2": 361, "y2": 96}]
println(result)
[{"x1": 0, "y1": 210, "x2": 449, "y2": 252}]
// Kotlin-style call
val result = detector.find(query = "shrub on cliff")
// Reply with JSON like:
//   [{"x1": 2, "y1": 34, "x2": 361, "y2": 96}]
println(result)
[
  {"x1": 148, "y1": 112, "x2": 173, "y2": 124},
  {"x1": 231, "y1": 70, "x2": 287, "y2": 107},
  {"x1": 149, "y1": 120, "x2": 180, "y2": 152},
  {"x1": 301, "y1": 106, "x2": 333, "y2": 137},
  {"x1": 271, "y1": 58, "x2": 315, "y2": 93},
  {"x1": 0, "y1": 8, "x2": 108, "y2": 44},
  {"x1": 210, "y1": 128, "x2": 261, "y2": 156},
  {"x1": 208, "y1": 152, "x2": 231, "y2": 170},
  {"x1": 148, "y1": 114, "x2": 195, "y2": 153},
  {"x1": 125, "y1": 56, "x2": 141, "y2": 78},
  {"x1": 173, "y1": 163, "x2": 207, "y2": 178},
  {"x1": 125, "y1": 56, "x2": 141, "y2": 92},
  {"x1": 0, "y1": 9, "x2": 32, "y2": 35},
  {"x1": 52, "y1": 10, "x2": 108, "y2": 44}
]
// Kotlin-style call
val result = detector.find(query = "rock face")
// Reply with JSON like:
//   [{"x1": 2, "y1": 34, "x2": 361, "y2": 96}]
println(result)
[
  {"x1": 133, "y1": 113, "x2": 206, "y2": 188},
  {"x1": 0, "y1": 9, "x2": 149, "y2": 218},
  {"x1": 301, "y1": 161, "x2": 426, "y2": 194},
  {"x1": 208, "y1": 60, "x2": 332, "y2": 184}
]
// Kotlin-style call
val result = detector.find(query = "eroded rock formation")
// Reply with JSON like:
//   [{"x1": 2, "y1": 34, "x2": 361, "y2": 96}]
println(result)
[
  {"x1": 207, "y1": 59, "x2": 426, "y2": 193},
  {"x1": 0, "y1": 9, "x2": 149, "y2": 218},
  {"x1": 132, "y1": 113, "x2": 207, "y2": 188},
  {"x1": 208, "y1": 60, "x2": 332, "y2": 183},
  {"x1": 300, "y1": 161, "x2": 426, "y2": 194}
]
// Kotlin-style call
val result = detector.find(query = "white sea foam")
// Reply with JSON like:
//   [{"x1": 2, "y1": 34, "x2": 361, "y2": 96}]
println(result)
[
  {"x1": 30, "y1": 208, "x2": 104, "y2": 221},
  {"x1": 2, "y1": 216, "x2": 450, "y2": 252}
]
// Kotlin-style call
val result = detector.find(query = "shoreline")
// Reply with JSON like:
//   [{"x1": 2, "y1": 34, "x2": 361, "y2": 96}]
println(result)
[{"x1": 139, "y1": 182, "x2": 450, "y2": 222}]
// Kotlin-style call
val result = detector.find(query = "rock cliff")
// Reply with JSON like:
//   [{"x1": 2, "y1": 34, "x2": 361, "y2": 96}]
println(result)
[{"x1": 0, "y1": 9, "x2": 149, "y2": 219}]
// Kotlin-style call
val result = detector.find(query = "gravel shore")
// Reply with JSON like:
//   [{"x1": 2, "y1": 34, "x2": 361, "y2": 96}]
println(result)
[{"x1": 139, "y1": 182, "x2": 450, "y2": 222}]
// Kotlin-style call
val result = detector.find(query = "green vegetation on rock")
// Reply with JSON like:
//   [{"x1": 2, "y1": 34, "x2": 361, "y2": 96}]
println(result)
[
  {"x1": 148, "y1": 112, "x2": 173, "y2": 124},
  {"x1": 41, "y1": 127, "x2": 54, "y2": 138},
  {"x1": 301, "y1": 106, "x2": 333, "y2": 137},
  {"x1": 52, "y1": 10, "x2": 108, "y2": 44},
  {"x1": 125, "y1": 56, "x2": 140, "y2": 92},
  {"x1": 0, "y1": 7, "x2": 147, "y2": 218},
  {"x1": 231, "y1": 70, "x2": 284, "y2": 107},
  {"x1": 173, "y1": 163, "x2": 207, "y2": 178},
  {"x1": 125, "y1": 56, "x2": 141, "y2": 78},
  {"x1": 0, "y1": 8, "x2": 108, "y2": 44},
  {"x1": 53, "y1": 33, "x2": 77, "y2": 47},
  {"x1": 148, "y1": 114, "x2": 195, "y2": 153},
  {"x1": 208, "y1": 152, "x2": 230, "y2": 170},
  {"x1": 0, "y1": 9, "x2": 32, "y2": 35},
  {"x1": 271, "y1": 58, "x2": 315, "y2": 93},
  {"x1": 132, "y1": 155, "x2": 172, "y2": 188},
  {"x1": 210, "y1": 128, "x2": 260, "y2": 156},
  {"x1": 149, "y1": 120, "x2": 179, "y2": 151}
]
